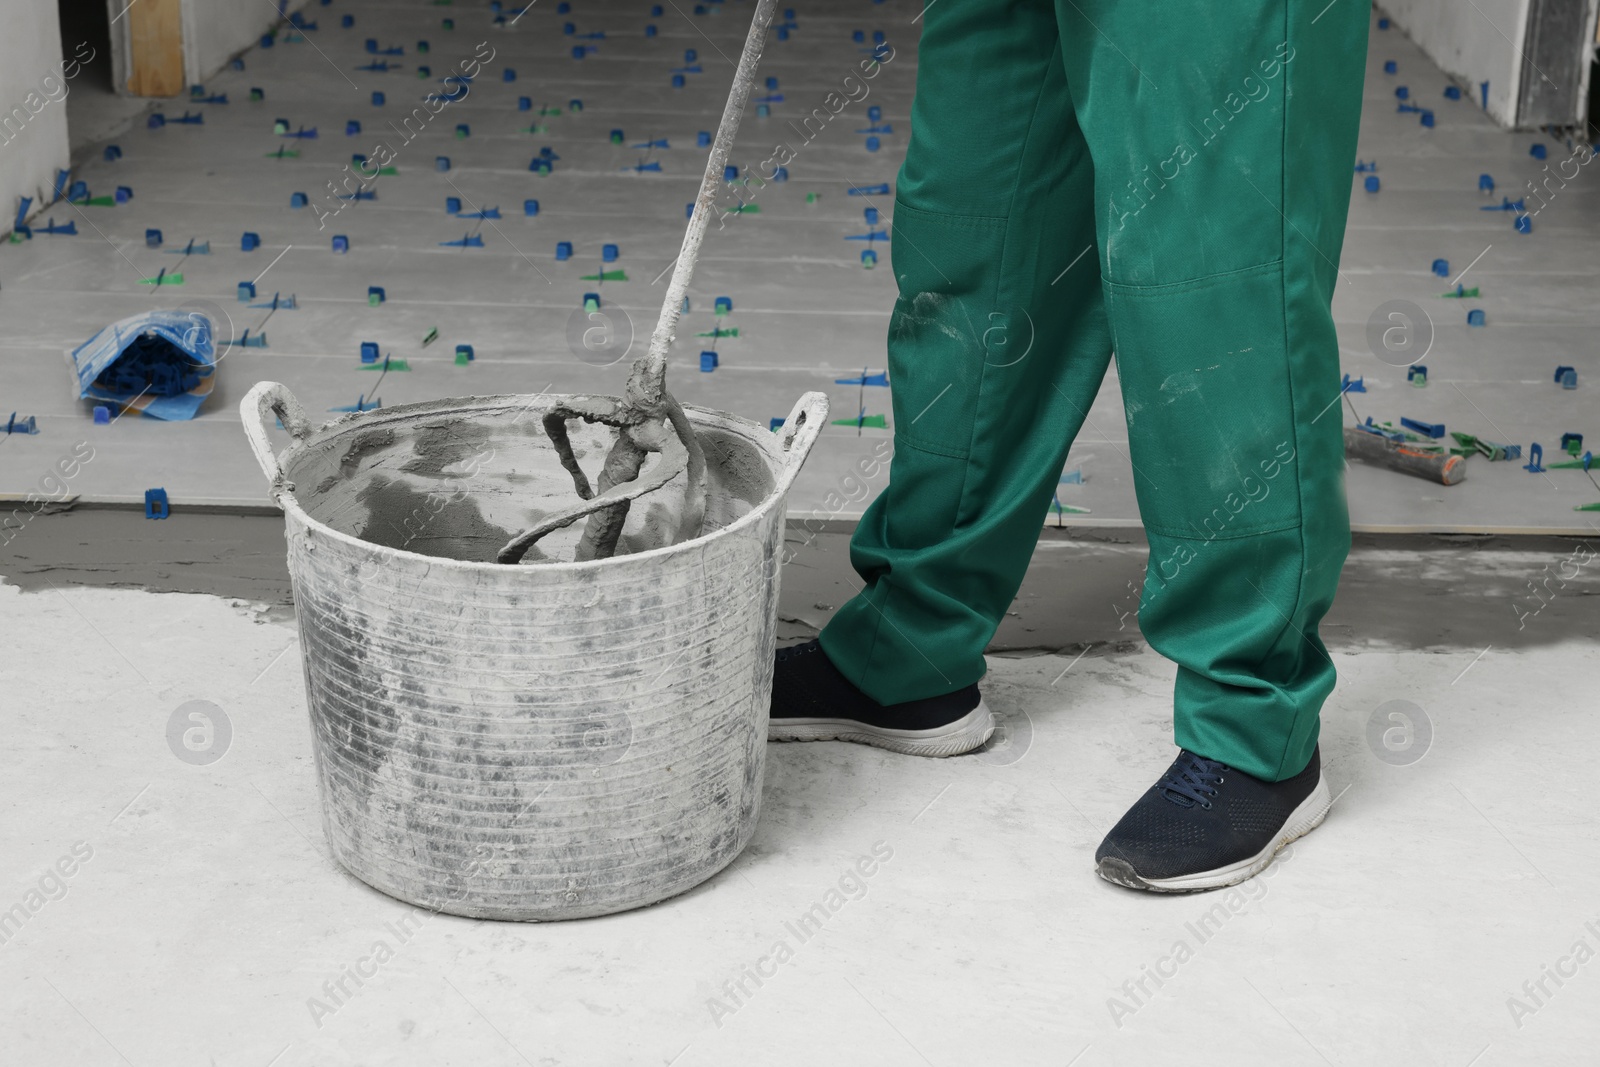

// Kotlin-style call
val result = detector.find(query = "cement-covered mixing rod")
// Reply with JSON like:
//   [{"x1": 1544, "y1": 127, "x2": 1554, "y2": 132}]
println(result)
[
  {"x1": 497, "y1": 0, "x2": 782, "y2": 564},
  {"x1": 626, "y1": 0, "x2": 780, "y2": 414}
]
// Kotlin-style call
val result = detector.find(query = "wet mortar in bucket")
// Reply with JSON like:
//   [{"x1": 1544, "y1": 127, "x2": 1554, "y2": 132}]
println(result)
[{"x1": 306, "y1": 400, "x2": 775, "y2": 564}]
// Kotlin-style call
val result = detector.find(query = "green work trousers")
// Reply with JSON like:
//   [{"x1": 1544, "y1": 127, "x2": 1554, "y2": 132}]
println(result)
[{"x1": 818, "y1": 0, "x2": 1368, "y2": 782}]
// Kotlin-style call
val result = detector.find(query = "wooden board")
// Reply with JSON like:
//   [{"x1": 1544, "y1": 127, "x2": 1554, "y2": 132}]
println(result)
[{"x1": 125, "y1": 0, "x2": 183, "y2": 97}]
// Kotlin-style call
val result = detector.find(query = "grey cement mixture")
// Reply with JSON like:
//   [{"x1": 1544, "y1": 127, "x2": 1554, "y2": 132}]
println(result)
[{"x1": 3, "y1": 508, "x2": 1589, "y2": 657}]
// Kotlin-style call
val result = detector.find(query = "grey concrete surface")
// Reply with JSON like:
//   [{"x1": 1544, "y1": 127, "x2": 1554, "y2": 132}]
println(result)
[{"x1": 2, "y1": 536, "x2": 1595, "y2": 1066}]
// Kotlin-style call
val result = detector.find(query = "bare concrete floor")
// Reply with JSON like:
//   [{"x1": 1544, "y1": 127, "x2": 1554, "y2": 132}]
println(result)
[
  {"x1": 3, "y1": 520, "x2": 1596, "y2": 1065},
  {"x1": 1, "y1": 506, "x2": 1592, "y2": 650}
]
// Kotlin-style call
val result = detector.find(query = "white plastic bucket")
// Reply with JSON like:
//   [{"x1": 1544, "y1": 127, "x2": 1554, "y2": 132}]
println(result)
[{"x1": 241, "y1": 382, "x2": 827, "y2": 920}]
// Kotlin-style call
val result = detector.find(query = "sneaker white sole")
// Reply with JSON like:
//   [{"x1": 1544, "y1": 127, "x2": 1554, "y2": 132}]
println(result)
[
  {"x1": 1097, "y1": 772, "x2": 1332, "y2": 893},
  {"x1": 767, "y1": 699, "x2": 996, "y2": 758}
]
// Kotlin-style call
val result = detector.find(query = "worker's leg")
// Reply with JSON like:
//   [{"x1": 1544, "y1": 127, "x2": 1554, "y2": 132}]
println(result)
[
  {"x1": 814, "y1": 0, "x2": 1113, "y2": 706},
  {"x1": 1055, "y1": 0, "x2": 1367, "y2": 782}
]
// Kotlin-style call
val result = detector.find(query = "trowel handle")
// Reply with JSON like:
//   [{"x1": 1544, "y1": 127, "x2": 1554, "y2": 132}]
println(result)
[
  {"x1": 775, "y1": 392, "x2": 829, "y2": 491},
  {"x1": 241, "y1": 380, "x2": 314, "y2": 501}
]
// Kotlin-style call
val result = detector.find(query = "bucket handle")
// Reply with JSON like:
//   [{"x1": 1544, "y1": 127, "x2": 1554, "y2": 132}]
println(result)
[
  {"x1": 774, "y1": 391, "x2": 829, "y2": 491},
  {"x1": 240, "y1": 381, "x2": 314, "y2": 501}
]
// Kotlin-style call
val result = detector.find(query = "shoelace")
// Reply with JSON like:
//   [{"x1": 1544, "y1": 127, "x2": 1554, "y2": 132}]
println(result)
[
  {"x1": 775, "y1": 640, "x2": 821, "y2": 664},
  {"x1": 1159, "y1": 751, "x2": 1229, "y2": 809}
]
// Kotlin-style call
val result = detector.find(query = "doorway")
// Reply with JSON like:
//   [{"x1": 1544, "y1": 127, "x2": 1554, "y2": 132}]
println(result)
[
  {"x1": 1516, "y1": 0, "x2": 1600, "y2": 128},
  {"x1": 58, "y1": 0, "x2": 171, "y2": 153}
]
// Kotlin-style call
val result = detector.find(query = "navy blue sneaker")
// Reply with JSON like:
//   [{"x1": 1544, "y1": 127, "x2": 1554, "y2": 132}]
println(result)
[
  {"x1": 1095, "y1": 746, "x2": 1330, "y2": 892},
  {"x1": 767, "y1": 639, "x2": 994, "y2": 757}
]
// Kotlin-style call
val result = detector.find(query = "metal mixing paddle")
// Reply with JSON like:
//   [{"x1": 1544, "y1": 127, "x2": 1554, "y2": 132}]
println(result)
[{"x1": 497, "y1": 0, "x2": 780, "y2": 565}]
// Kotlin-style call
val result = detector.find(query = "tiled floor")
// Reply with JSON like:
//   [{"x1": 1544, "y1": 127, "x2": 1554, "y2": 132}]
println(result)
[{"x1": 3, "y1": 2, "x2": 1596, "y2": 530}]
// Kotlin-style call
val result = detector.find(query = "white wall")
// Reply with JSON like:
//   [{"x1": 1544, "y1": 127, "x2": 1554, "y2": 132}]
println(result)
[
  {"x1": 0, "y1": 0, "x2": 312, "y2": 235},
  {"x1": 1380, "y1": 0, "x2": 1532, "y2": 125},
  {"x1": 0, "y1": 0, "x2": 72, "y2": 234},
  {"x1": 182, "y1": 0, "x2": 307, "y2": 88}
]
